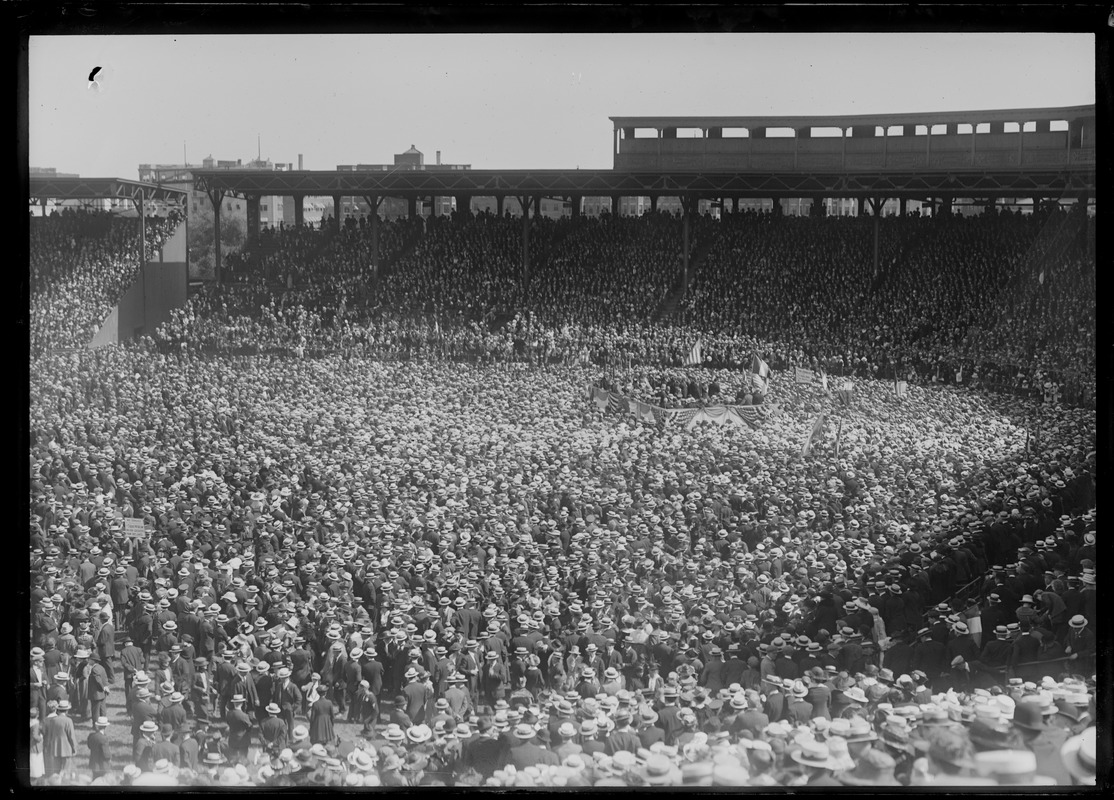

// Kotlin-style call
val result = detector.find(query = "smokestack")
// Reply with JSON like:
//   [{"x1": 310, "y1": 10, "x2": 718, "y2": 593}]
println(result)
[
  {"x1": 298, "y1": 154, "x2": 303, "y2": 170},
  {"x1": 436, "y1": 150, "x2": 441, "y2": 166}
]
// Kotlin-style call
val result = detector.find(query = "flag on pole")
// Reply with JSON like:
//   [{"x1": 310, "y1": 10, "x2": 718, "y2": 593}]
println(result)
[
  {"x1": 684, "y1": 340, "x2": 704, "y2": 367},
  {"x1": 801, "y1": 412, "x2": 827, "y2": 457},
  {"x1": 794, "y1": 367, "x2": 816, "y2": 385},
  {"x1": 894, "y1": 380, "x2": 908, "y2": 398},
  {"x1": 836, "y1": 381, "x2": 854, "y2": 408},
  {"x1": 834, "y1": 415, "x2": 845, "y2": 458},
  {"x1": 750, "y1": 352, "x2": 770, "y2": 395},
  {"x1": 820, "y1": 370, "x2": 829, "y2": 392}
]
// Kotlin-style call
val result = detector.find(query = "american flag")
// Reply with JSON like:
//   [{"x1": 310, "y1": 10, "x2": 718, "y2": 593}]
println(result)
[{"x1": 684, "y1": 341, "x2": 704, "y2": 367}]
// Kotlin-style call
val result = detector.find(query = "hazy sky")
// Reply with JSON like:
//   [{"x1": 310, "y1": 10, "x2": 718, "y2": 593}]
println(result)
[{"x1": 29, "y1": 33, "x2": 1095, "y2": 177}]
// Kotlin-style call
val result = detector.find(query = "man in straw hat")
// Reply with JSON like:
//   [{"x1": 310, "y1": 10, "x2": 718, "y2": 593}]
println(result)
[
  {"x1": 1059, "y1": 727, "x2": 1096, "y2": 787},
  {"x1": 42, "y1": 699, "x2": 77, "y2": 777},
  {"x1": 789, "y1": 740, "x2": 841, "y2": 786}
]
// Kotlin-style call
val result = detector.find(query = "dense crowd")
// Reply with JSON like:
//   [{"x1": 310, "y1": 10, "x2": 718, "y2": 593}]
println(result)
[
  {"x1": 27, "y1": 339, "x2": 1097, "y2": 786},
  {"x1": 27, "y1": 199, "x2": 1099, "y2": 787},
  {"x1": 30, "y1": 210, "x2": 180, "y2": 355},
  {"x1": 143, "y1": 206, "x2": 1095, "y2": 408}
]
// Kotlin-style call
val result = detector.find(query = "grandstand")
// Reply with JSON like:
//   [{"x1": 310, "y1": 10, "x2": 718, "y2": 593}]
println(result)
[{"x1": 26, "y1": 103, "x2": 1098, "y2": 789}]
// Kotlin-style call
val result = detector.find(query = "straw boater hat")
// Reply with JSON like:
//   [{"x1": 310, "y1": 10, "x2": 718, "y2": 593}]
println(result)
[
  {"x1": 791, "y1": 741, "x2": 835, "y2": 769},
  {"x1": 1060, "y1": 727, "x2": 1096, "y2": 784}
]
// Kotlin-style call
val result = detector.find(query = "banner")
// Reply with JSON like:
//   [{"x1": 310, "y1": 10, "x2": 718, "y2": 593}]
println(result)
[
  {"x1": 794, "y1": 367, "x2": 816, "y2": 385},
  {"x1": 894, "y1": 380, "x2": 908, "y2": 398},
  {"x1": 589, "y1": 385, "x2": 778, "y2": 431}
]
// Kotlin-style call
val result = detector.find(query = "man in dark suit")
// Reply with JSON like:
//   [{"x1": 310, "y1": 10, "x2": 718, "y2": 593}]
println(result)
[
  {"x1": 506, "y1": 724, "x2": 560, "y2": 768},
  {"x1": 735, "y1": 691, "x2": 770, "y2": 737},
  {"x1": 86, "y1": 656, "x2": 111, "y2": 723},
  {"x1": 699, "y1": 646, "x2": 727, "y2": 693},
  {"x1": 344, "y1": 650, "x2": 364, "y2": 720},
  {"x1": 360, "y1": 647, "x2": 384, "y2": 698},
  {"x1": 119, "y1": 635, "x2": 145, "y2": 713},
  {"x1": 762, "y1": 676, "x2": 787, "y2": 722},
  {"x1": 461, "y1": 717, "x2": 508, "y2": 778},
  {"x1": 403, "y1": 667, "x2": 433, "y2": 725},
  {"x1": 656, "y1": 686, "x2": 683, "y2": 745},
  {"x1": 273, "y1": 666, "x2": 302, "y2": 735},
  {"x1": 225, "y1": 694, "x2": 254, "y2": 762},
  {"x1": 605, "y1": 709, "x2": 641, "y2": 755},
  {"x1": 94, "y1": 612, "x2": 116, "y2": 682},
  {"x1": 785, "y1": 681, "x2": 814, "y2": 725},
  {"x1": 169, "y1": 645, "x2": 194, "y2": 696},
  {"x1": 152, "y1": 724, "x2": 180, "y2": 767},
  {"x1": 636, "y1": 707, "x2": 665, "y2": 749},
  {"x1": 87, "y1": 716, "x2": 111, "y2": 778},
  {"x1": 130, "y1": 686, "x2": 158, "y2": 745},
  {"x1": 260, "y1": 703, "x2": 288, "y2": 754}
]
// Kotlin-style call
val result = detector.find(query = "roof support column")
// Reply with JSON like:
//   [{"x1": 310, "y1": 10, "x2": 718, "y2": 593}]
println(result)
[
  {"x1": 332, "y1": 195, "x2": 343, "y2": 231},
  {"x1": 611, "y1": 195, "x2": 621, "y2": 218},
  {"x1": 651, "y1": 195, "x2": 659, "y2": 213},
  {"x1": 294, "y1": 195, "x2": 305, "y2": 229},
  {"x1": 455, "y1": 195, "x2": 471, "y2": 222},
  {"x1": 810, "y1": 196, "x2": 826, "y2": 217},
  {"x1": 496, "y1": 195, "x2": 505, "y2": 217},
  {"x1": 681, "y1": 194, "x2": 695, "y2": 286},
  {"x1": 899, "y1": 198, "x2": 907, "y2": 217},
  {"x1": 362, "y1": 195, "x2": 382, "y2": 274},
  {"x1": 518, "y1": 195, "x2": 532, "y2": 280},
  {"x1": 206, "y1": 189, "x2": 225, "y2": 284},
  {"x1": 135, "y1": 198, "x2": 148, "y2": 333},
  {"x1": 856, "y1": 197, "x2": 865, "y2": 217},
  {"x1": 408, "y1": 197, "x2": 418, "y2": 220},
  {"x1": 569, "y1": 195, "x2": 581, "y2": 219},
  {"x1": 868, "y1": 197, "x2": 883, "y2": 279},
  {"x1": 246, "y1": 195, "x2": 261, "y2": 245}
]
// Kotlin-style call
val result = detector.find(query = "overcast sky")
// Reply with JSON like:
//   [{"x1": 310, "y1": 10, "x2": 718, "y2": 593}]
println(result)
[{"x1": 29, "y1": 33, "x2": 1095, "y2": 177}]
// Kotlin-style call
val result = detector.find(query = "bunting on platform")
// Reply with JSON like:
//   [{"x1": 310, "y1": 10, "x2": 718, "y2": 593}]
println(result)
[{"x1": 588, "y1": 385, "x2": 778, "y2": 431}]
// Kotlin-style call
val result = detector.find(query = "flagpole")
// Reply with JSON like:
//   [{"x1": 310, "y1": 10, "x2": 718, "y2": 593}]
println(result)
[{"x1": 834, "y1": 415, "x2": 844, "y2": 460}]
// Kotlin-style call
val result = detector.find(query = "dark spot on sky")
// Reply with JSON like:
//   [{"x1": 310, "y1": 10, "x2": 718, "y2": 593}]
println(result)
[{"x1": 88, "y1": 66, "x2": 101, "y2": 82}]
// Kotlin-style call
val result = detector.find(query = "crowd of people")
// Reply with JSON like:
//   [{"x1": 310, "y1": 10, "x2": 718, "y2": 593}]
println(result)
[
  {"x1": 27, "y1": 199, "x2": 1098, "y2": 787},
  {"x1": 27, "y1": 339, "x2": 1097, "y2": 786},
  {"x1": 30, "y1": 209, "x2": 180, "y2": 356},
  {"x1": 145, "y1": 205, "x2": 1095, "y2": 408}
]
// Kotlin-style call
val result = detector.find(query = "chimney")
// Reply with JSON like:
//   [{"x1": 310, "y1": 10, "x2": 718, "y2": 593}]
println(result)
[
  {"x1": 436, "y1": 150, "x2": 441, "y2": 165},
  {"x1": 298, "y1": 154, "x2": 303, "y2": 170}
]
